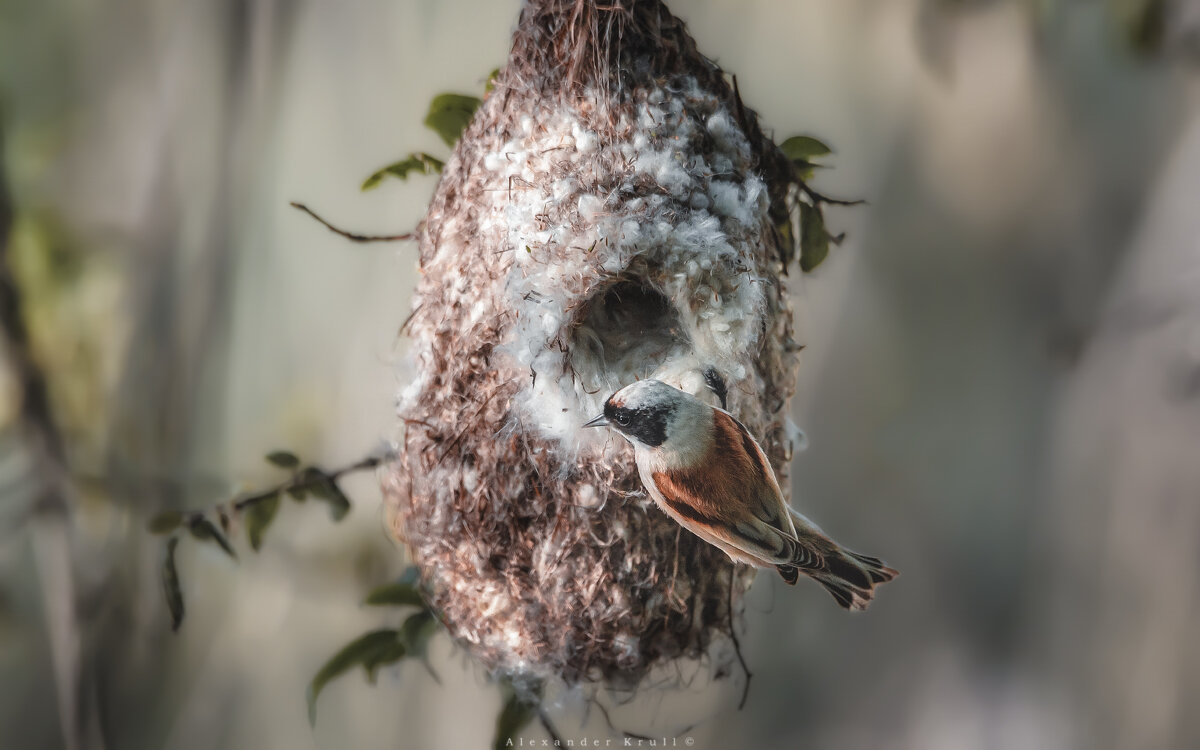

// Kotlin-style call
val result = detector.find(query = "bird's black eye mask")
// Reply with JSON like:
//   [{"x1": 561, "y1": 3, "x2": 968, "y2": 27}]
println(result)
[{"x1": 604, "y1": 399, "x2": 671, "y2": 447}]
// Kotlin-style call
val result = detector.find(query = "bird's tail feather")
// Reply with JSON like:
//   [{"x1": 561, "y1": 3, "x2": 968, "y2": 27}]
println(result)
[
  {"x1": 782, "y1": 506, "x2": 898, "y2": 610},
  {"x1": 782, "y1": 547, "x2": 898, "y2": 612}
]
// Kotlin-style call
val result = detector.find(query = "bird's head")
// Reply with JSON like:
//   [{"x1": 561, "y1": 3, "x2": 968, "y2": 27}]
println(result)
[{"x1": 584, "y1": 379, "x2": 707, "y2": 451}]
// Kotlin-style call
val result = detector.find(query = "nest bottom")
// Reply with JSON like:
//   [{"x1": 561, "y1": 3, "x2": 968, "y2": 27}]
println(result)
[{"x1": 385, "y1": 437, "x2": 756, "y2": 687}]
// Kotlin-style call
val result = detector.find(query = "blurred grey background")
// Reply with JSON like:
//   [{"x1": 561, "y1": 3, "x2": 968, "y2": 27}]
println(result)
[{"x1": 2, "y1": 1, "x2": 1199, "y2": 748}]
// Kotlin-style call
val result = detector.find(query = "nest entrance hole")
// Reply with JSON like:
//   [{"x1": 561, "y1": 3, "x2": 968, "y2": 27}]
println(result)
[{"x1": 569, "y1": 279, "x2": 690, "y2": 390}]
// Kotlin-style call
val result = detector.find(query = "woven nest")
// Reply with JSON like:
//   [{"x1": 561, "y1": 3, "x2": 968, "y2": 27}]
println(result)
[{"x1": 383, "y1": 0, "x2": 801, "y2": 687}]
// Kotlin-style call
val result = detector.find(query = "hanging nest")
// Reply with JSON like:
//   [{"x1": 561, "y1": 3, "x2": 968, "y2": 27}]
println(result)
[{"x1": 383, "y1": 0, "x2": 802, "y2": 688}]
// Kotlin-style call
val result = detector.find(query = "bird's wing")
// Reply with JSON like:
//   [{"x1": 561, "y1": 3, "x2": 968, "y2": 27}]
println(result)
[
  {"x1": 713, "y1": 410, "x2": 797, "y2": 535},
  {"x1": 649, "y1": 410, "x2": 821, "y2": 567}
]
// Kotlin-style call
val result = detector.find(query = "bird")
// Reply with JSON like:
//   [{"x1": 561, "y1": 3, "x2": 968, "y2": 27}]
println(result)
[{"x1": 584, "y1": 379, "x2": 897, "y2": 610}]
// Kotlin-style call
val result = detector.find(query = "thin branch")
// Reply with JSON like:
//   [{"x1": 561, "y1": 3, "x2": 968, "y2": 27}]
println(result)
[
  {"x1": 230, "y1": 451, "x2": 392, "y2": 514},
  {"x1": 590, "y1": 699, "x2": 653, "y2": 742},
  {"x1": 536, "y1": 707, "x2": 565, "y2": 746},
  {"x1": 727, "y1": 567, "x2": 752, "y2": 710},
  {"x1": 289, "y1": 201, "x2": 416, "y2": 243},
  {"x1": 798, "y1": 182, "x2": 866, "y2": 208}
]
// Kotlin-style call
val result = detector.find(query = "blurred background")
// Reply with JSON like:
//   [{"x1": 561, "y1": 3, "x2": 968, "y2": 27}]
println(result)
[{"x1": 2, "y1": 0, "x2": 1199, "y2": 748}]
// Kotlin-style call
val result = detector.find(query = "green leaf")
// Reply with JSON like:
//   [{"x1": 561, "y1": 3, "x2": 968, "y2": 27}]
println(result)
[
  {"x1": 360, "y1": 152, "x2": 444, "y2": 191},
  {"x1": 161, "y1": 536, "x2": 185, "y2": 631},
  {"x1": 147, "y1": 510, "x2": 184, "y2": 535},
  {"x1": 322, "y1": 482, "x2": 351, "y2": 521},
  {"x1": 399, "y1": 608, "x2": 441, "y2": 682},
  {"x1": 780, "y1": 135, "x2": 832, "y2": 162},
  {"x1": 398, "y1": 610, "x2": 439, "y2": 657},
  {"x1": 424, "y1": 93, "x2": 482, "y2": 148},
  {"x1": 485, "y1": 67, "x2": 501, "y2": 94},
  {"x1": 362, "y1": 641, "x2": 408, "y2": 684},
  {"x1": 265, "y1": 450, "x2": 300, "y2": 469},
  {"x1": 776, "y1": 219, "x2": 794, "y2": 262},
  {"x1": 799, "y1": 202, "x2": 831, "y2": 273},
  {"x1": 791, "y1": 159, "x2": 820, "y2": 182},
  {"x1": 306, "y1": 472, "x2": 351, "y2": 522},
  {"x1": 188, "y1": 516, "x2": 238, "y2": 561},
  {"x1": 245, "y1": 491, "x2": 281, "y2": 552},
  {"x1": 364, "y1": 580, "x2": 424, "y2": 608},
  {"x1": 287, "y1": 466, "x2": 323, "y2": 503},
  {"x1": 307, "y1": 629, "x2": 403, "y2": 726},
  {"x1": 493, "y1": 686, "x2": 538, "y2": 750}
]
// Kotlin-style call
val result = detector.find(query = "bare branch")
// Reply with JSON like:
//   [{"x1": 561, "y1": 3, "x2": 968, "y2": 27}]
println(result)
[
  {"x1": 289, "y1": 201, "x2": 417, "y2": 243},
  {"x1": 728, "y1": 568, "x2": 752, "y2": 710},
  {"x1": 798, "y1": 181, "x2": 867, "y2": 208},
  {"x1": 536, "y1": 707, "x2": 564, "y2": 746}
]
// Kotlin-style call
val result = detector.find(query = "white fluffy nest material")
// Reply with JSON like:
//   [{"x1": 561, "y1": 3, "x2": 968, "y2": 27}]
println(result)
[{"x1": 384, "y1": 0, "x2": 802, "y2": 687}]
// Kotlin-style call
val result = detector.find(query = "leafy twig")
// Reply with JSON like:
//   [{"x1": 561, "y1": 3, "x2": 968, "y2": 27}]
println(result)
[
  {"x1": 231, "y1": 451, "x2": 390, "y2": 514},
  {"x1": 148, "y1": 448, "x2": 396, "y2": 632},
  {"x1": 774, "y1": 132, "x2": 864, "y2": 271}
]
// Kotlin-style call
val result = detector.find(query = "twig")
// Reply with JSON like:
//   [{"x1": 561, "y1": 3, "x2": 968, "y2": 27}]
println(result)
[
  {"x1": 536, "y1": 707, "x2": 565, "y2": 746},
  {"x1": 727, "y1": 567, "x2": 752, "y2": 710},
  {"x1": 798, "y1": 182, "x2": 866, "y2": 208},
  {"x1": 289, "y1": 201, "x2": 416, "y2": 243},
  {"x1": 591, "y1": 699, "x2": 653, "y2": 742},
  {"x1": 230, "y1": 452, "x2": 393, "y2": 514}
]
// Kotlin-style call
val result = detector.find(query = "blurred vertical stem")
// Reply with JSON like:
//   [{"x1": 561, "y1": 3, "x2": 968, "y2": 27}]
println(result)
[{"x1": 0, "y1": 119, "x2": 106, "y2": 750}]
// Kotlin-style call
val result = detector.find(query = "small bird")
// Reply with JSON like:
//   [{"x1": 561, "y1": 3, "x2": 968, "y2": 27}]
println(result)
[{"x1": 585, "y1": 379, "x2": 897, "y2": 610}]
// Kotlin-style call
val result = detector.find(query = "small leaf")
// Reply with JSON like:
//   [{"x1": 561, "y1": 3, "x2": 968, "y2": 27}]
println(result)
[
  {"x1": 424, "y1": 93, "x2": 482, "y2": 148},
  {"x1": 398, "y1": 610, "x2": 440, "y2": 658},
  {"x1": 188, "y1": 517, "x2": 238, "y2": 561},
  {"x1": 307, "y1": 629, "x2": 402, "y2": 726},
  {"x1": 245, "y1": 491, "x2": 281, "y2": 552},
  {"x1": 304, "y1": 471, "x2": 351, "y2": 522},
  {"x1": 147, "y1": 510, "x2": 184, "y2": 535},
  {"x1": 799, "y1": 202, "x2": 831, "y2": 273},
  {"x1": 307, "y1": 472, "x2": 333, "y2": 500},
  {"x1": 363, "y1": 641, "x2": 408, "y2": 684},
  {"x1": 493, "y1": 686, "x2": 538, "y2": 750},
  {"x1": 265, "y1": 450, "x2": 300, "y2": 469},
  {"x1": 792, "y1": 159, "x2": 819, "y2": 182},
  {"x1": 323, "y1": 483, "x2": 352, "y2": 521},
  {"x1": 776, "y1": 219, "x2": 794, "y2": 259},
  {"x1": 364, "y1": 580, "x2": 424, "y2": 608},
  {"x1": 485, "y1": 67, "x2": 501, "y2": 94},
  {"x1": 288, "y1": 466, "x2": 324, "y2": 503},
  {"x1": 161, "y1": 536, "x2": 185, "y2": 631},
  {"x1": 780, "y1": 135, "x2": 832, "y2": 162},
  {"x1": 360, "y1": 152, "x2": 444, "y2": 191}
]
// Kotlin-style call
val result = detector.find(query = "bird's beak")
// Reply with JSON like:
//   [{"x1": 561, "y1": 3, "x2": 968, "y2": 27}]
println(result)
[{"x1": 583, "y1": 414, "x2": 609, "y2": 428}]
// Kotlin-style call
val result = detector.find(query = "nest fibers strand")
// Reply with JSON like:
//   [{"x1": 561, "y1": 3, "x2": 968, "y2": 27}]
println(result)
[{"x1": 384, "y1": 0, "x2": 802, "y2": 687}]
